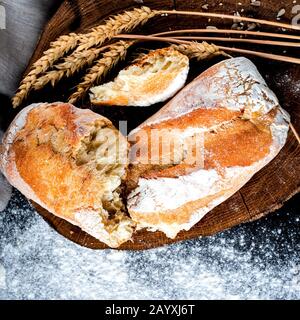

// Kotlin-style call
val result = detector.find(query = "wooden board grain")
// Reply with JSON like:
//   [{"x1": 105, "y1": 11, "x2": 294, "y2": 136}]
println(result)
[{"x1": 21, "y1": 0, "x2": 300, "y2": 249}]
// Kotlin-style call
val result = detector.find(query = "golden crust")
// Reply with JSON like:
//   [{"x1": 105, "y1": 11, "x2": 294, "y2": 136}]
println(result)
[
  {"x1": 126, "y1": 57, "x2": 290, "y2": 238},
  {"x1": 143, "y1": 107, "x2": 242, "y2": 130},
  {"x1": 128, "y1": 111, "x2": 275, "y2": 227},
  {"x1": 130, "y1": 190, "x2": 227, "y2": 226},
  {"x1": 1, "y1": 102, "x2": 134, "y2": 248},
  {"x1": 0, "y1": 58, "x2": 290, "y2": 246},
  {"x1": 7, "y1": 103, "x2": 111, "y2": 218}
]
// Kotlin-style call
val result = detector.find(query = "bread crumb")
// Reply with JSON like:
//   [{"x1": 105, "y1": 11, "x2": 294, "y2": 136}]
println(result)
[
  {"x1": 247, "y1": 23, "x2": 257, "y2": 31},
  {"x1": 206, "y1": 26, "x2": 218, "y2": 30},
  {"x1": 251, "y1": 0, "x2": 261, "y2": 7},
  {"x1": 231, "y1": 23, "x2": 239, "y2": 30},
  {"x1": 277, "y1": 8, "x2": 286, "y2": 18}
]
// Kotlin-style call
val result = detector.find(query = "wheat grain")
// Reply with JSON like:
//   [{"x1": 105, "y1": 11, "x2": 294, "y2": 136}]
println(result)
[
  {"x1": 12, "y1": 33, "x2": 79, "y2": 108},
  {"x1": 68, "y1": 41, "x2": 133, "y2": 104},
  {"x1": 171, "y1": 41, "x2": 228, "y2": 60}
]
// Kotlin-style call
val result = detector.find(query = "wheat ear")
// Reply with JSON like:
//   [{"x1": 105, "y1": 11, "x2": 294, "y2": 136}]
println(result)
[
  {"x1": 76, "y1": 6, "x2": 157, "y2": 52},
  {"x1": 12, "y1": 6, "x2": 157, "y2": 108},
  {"x1": 172, "y1": 42, "x2": 229, "y2": 60},
  {"x1": 12, "y1": 33, "x2": 79, "y2": 108},
  {"x1": 33, "y1": 46, "x2": 111, "y2": 90},
  {"x1": 36, "y1": 7, "x2": 157, "y2": 90},
  {"x1": 68, "y1": 41, "x2": 133, "y2": 104}
]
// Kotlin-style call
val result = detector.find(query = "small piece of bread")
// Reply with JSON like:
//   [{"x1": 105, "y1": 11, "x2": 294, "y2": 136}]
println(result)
[
  {"x1": 0, "y1": 102, "x2": 134, "y2": 248},
  {"x1": 126, "y1": 57, "x2": 290, "y2": 238},
  {"x1": 90, "y1": 47, "x2": 189, "y2": 107}
]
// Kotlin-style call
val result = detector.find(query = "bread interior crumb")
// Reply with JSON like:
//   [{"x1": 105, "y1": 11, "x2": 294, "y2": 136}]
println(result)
[{"x1": 75, "y1": 120, "x2": 134, "y2": 236}]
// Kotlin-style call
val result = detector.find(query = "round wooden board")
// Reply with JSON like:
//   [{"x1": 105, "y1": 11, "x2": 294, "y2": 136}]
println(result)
[{"x1": 19, "y1": 0, "x2": 299, "y2": 250}]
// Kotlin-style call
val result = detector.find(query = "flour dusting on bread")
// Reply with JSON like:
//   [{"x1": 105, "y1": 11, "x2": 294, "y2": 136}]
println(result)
[
  {"x1": 0, "y1": 102, "x2": 135, "y2": 248},
  {"x1": 90, "y1": 47, "x2": 189, "y2": 107},
  {"x1": 0, "y1": 58, "x2": 291, "y2": 247},
  {"x1": 126, "y1": 57, "x2": 290, "y2": 238}
]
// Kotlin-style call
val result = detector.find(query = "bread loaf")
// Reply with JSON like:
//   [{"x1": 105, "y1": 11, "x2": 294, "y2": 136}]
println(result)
[
  {"x1": 90, "y1": 47, "x2": 189, "y2": 106},
  {"x1": 126, "y1": 57, "x2": 290, "y2": 238},
  {"x1": 0, "y1": 57, "x2": 290, "y2": 247},
  {"x1": 0, "y1": 102, "x2": 134, "y2": 248}
]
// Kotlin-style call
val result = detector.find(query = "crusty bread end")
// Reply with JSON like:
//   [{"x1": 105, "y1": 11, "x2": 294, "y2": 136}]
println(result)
[{"x1": 90, "y1": 47, "x2": 189, "y2": 107}]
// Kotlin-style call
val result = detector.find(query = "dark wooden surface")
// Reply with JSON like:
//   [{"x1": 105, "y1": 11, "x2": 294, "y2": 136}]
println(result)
[{"x1": 20, "y1": 0, "x2": 300, "y2": 249}]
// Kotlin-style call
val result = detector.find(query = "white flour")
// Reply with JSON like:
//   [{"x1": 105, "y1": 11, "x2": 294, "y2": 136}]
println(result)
[
  {"x1": 0, "y1": 190, "x2": 299, "y2": 300},
  {"x1": 277, "y1": 73, "x2": 300, "y2": 94},
  {"x1": 0, "y1": 263, "x2": 6, "y2": 289}
]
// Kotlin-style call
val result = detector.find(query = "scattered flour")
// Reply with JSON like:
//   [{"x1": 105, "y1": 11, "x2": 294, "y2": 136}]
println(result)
[
  {"x1": 0, "y1": 190, "x2": 299, "y2": 300},
  {"x1": 275, "y1": 72, "x2": 300, "y2": 94},
  {"x1": 0, "y1": 263, "x2": 6, "y2": 290}
]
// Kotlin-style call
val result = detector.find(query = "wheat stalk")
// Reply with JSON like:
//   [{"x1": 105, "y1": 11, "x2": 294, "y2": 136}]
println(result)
[
  {"x1": 171, "y1": 41, "x2": 229, "y2": 60},
  {"x1": 12, "y1": 5, "x2": 300, "y2": 109},
  {"x1": 159, "y1": 9, "x2": 300, "y2": 31},
  {"x1": 12, "y1": 33, "x2": 79, "y2": 108},
  {"x1": 68, "y1": 41, "x2": 133, "y2": 104},
  {"x1": 35, "y1": 6, "x2": 156, "y2": 89},
  {"x1": 76, "y1": 6, "x2": 157, "y2": 52},
  {"x1": 290, "y1": 123, "x2": 300, "y2": 144},
  {"x1": 154, "y1": 29, "x2": 300, "y2": 41},
  {"x1": 116, "y1": 34, "x2": 300, "y2": 65},
  {"x1": 37, "y1": 6, "x2": 157, "y2": 90},
  {"x1": 12, "y1": 6, "x2": 157, "y2": 108}
]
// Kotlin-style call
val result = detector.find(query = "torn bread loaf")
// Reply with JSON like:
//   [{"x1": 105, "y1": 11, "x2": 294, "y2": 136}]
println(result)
[
  {"x1": 126, "y1": 57, "x2": 290, "y2": 239},
  {"x1": 0, "y1": 102, "x2": 134, "y2": 248},
  {"x1": 90, "y1": 47, "x2": 189, "y2": 106},
  {"x1": 0, "y1": 58, "x2": 290, "y2": 247}
]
